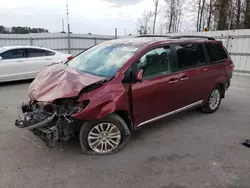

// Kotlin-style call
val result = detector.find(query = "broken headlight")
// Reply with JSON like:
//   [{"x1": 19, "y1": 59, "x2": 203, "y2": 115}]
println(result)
[
  {"x1": 55, "y1": 98, "x2": 90, "y2": 115},
  {"x1": 70, "y1": 100, "x2": 90, "y2": 114}
]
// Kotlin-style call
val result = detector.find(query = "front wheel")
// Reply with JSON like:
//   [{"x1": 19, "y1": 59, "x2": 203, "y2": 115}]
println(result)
[
  {"x1": 79, "y1": 114, "x2": 131, "y2": 155},
  {"x1": 201, "y1": 88, "x2": 222, "y2": 113}
]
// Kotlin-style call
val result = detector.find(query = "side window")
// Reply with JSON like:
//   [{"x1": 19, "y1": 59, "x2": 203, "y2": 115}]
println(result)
[
  {"x1": 0, "y1": 49, "x2": 25, "y2": 59},
  {"x1": 27, "y1": 49, "x2": 47, "y2": 58},
  {"x1": 137, "y1": 46, "x2": 172, "y2": 79},
  {"x1": 205, "y1": 43, "x2": 228, "y2": 64},
  {"x1": 175, "y1": 43, "x2": 206, "y2": 70},
  {"x1": 45, "y1": 50, "x2": 55, "y2": 56}
]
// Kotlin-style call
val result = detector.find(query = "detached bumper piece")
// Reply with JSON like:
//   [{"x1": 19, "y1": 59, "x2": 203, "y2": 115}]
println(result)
[
  {"x1": 32, "y1": 125, "x2": 59, "y2": 148},
  {"x1": 243, "y1": 140, "x2": 250, "y2": 148},
  {"x1": 15, "y1": 102, "x2": 80, "y2": 148}
]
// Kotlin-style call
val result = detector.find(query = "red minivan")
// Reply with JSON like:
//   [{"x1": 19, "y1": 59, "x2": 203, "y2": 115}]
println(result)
[{"x1": 15, "y1": 36, "x2": 234, "y2": 154}]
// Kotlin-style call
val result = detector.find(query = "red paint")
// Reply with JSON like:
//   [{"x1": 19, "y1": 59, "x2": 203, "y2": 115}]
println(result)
[
  {"x1": 67, "y1": 55, "x2": 73, "y2": 61},
  {"x1": 130, "y1": 72, "x2": 181, "y2": 126},
  {"x1": 29, "y1": 63, "x2": 105, "y2": 102},
  {"x1": 29, "y1": 38, "x2": 233, "y2": 128}
]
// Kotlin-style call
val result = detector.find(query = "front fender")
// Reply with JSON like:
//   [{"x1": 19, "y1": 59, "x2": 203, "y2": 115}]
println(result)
[{"x1": 72, "y1": 84, "x2": 130, "y2": 120}]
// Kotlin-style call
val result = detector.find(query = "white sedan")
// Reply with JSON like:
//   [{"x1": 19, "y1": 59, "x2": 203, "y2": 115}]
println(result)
[{"x1": 0, "y1": 46, "x2": 72, "y2": 82}]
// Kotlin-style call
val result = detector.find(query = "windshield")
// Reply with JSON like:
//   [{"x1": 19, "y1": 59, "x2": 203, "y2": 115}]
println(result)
[{"x1": 67, "y1": 43, "x2": 139, "y2": 78}]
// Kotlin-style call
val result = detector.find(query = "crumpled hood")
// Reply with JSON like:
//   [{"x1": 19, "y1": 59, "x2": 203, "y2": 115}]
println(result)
[{"x1": 29, "y1": 63, "x2": 105, "y2": 102}]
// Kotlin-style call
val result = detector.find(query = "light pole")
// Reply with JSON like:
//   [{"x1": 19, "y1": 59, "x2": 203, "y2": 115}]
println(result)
[{"x1": 66, "y1": 0, "x2": 71, "y2": 54}]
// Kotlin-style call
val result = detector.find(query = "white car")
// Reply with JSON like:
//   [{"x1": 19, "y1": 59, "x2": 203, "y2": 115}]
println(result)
[{"x1": 0, "y1": 46, "x2": 72, "y2": 82}]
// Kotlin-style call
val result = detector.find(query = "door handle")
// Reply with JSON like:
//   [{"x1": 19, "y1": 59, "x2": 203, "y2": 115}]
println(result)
[
  {"x1": 180, "y1": 77, "x2": 189, "y2": 81},
  {"x1": 16, "y1": 60, "x2": 23, "y2": 62},
  {"x1": 202, "y1": 68, "x2": 208, "y2": 72},
  {"x1": 169, "y1": 79, "x2": 179, "y2": 84},
  {"x1": 45, "y1": 58, "x2": 51, "y2": 60}
]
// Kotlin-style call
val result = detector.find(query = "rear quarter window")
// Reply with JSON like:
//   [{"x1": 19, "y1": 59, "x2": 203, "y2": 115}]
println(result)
[
  {"x1": 205, "y1": 43, "x2": 228, "y2": 64},
  {"x1": 45, "y1": 50, "x2": 55, "y2": 56}
]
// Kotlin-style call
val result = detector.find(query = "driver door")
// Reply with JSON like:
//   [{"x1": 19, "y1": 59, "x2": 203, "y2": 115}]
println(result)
[{"x1": 131, "y1": 45, "x2": 181, "y2": 127}]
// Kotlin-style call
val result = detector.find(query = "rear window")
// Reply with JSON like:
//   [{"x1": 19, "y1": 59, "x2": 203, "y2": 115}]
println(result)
[
  {"x1": 27, "y1": 49, "x2": 47, "y2": 58},
  {"x1": 205, "y1": 43, "x2": 228, "y2": 63}
]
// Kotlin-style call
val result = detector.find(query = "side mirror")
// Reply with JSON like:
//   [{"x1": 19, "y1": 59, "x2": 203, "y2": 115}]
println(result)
[
  {"x1": 0, "y1": 56, "x2": 2, "y2": 61},
  {"x1": 136, "y1": 69, "x2": 143, "y2": 82}
]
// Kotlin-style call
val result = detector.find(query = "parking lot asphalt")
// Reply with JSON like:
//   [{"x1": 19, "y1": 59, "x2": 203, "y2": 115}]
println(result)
[{"x1": 0, "y1": 76, "x2": 250, "y2": 188}]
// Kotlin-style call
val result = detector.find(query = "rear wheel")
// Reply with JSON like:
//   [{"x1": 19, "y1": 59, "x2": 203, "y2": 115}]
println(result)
[
  {"x1": 79, "y1": 114, "x2": 131, "y2": 155},
  {"x1": 201, "y1": 87, "x2": 222, "y2": 113}
]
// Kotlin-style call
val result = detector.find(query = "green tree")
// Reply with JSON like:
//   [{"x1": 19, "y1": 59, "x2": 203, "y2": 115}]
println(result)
[
  {"x1": 0, "y1": 26, "x2": 6, "y2": 33},
  {"x1": 11, "y1": 26, "x2": 49, "y2": 34}
]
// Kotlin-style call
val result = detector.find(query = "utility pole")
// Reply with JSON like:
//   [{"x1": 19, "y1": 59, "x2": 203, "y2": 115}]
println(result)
[
  {"x1": 226, "y1": 0, "x2": 233, "y2": 49},
  {"x1": 66, "y1": 0, "x2": 71, "y2": 54},
  {"x1": 62, "y1": 19, "x2": 65, "y2": 32},
  {"x1": 115, "y1": 28, "x2": 117, "y2": 39}
]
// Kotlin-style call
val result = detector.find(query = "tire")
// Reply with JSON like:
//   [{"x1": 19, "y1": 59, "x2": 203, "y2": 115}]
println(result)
[
  {"x1": 201, "y1": 87, "x2": 222, "y2": 113},
  {"x1": 79, "y1": 113, "x2": 131, "y2": 155}
]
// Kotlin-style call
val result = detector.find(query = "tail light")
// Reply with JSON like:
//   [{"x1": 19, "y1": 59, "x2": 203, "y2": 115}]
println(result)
[
  {"x1": 226, "y1": 59, "x2": 235, "y2": 71},
  {"x1": 227, "y1": 54, "x2": 234, "y2": 71},
  {"x1": 67, "y1": 55, "x2": 73, "y2": 61},
  {"x1": 230, "y1": 63, "x2": 235, "y2": 70}
]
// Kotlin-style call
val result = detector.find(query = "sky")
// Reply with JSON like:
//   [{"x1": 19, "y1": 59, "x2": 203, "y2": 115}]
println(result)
[{"x1": 0, "y1": 0, "x2": 194, "y2": 35}]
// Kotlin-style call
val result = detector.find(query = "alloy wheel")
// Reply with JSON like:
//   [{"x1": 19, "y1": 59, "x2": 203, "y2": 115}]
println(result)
[
  {"x1": 87, "y1": 123, "x2": 121, "y2": 153},
  {"x1": 209, "y1": 89, "x2": 220, "y2": 110}
]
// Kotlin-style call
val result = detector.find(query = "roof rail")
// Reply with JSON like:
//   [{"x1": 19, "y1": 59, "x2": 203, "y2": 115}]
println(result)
[
  {"x1": 135, "y1": 34, "x2": 170, "y2": 38},
  {"x1": 169, "y1": 35, "x2": 215, "y2": 40}
]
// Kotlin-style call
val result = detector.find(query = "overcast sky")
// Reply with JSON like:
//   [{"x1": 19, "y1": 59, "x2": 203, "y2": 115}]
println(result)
[{"x1": 0, "y1": 0, "x2": 194, "y2": 35}]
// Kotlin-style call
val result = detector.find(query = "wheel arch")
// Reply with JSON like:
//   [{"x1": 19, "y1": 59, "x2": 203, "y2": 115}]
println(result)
[
  {"x1": 115, "y1": 110, "x2": 134, "y2": 133},
  {"x1": 216, "y1": 83, "x2": 225, "y2": 98},
  {"x1": 79, "y1": 112, "x2": 131, "y2": 155}
]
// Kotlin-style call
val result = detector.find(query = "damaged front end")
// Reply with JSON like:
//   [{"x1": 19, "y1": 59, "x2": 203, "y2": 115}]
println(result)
[
  {"x1": 15, "y1": 98, "x2": 87, "y2": 148},
  {"x1": 15, "y1": 63, "x2": 108, "y2": 148}
]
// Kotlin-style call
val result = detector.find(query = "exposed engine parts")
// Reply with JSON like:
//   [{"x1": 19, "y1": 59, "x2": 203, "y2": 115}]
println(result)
[{"x1": 15, "y1": 99, "x2": 82, "y2": 148}]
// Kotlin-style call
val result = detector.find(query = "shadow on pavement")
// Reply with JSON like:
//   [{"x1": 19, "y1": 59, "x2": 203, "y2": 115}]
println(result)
[{"x1": 0, "y1": 79, "x2": 33, "y2": 87}]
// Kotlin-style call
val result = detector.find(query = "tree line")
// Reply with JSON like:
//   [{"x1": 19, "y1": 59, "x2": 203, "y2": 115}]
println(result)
[
  {"x1": 0, "y1": 26, "x2": 49, "y2": 34},
  {"x1": 137, "y1": 0, "x2": 250, "y2": 34}
]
